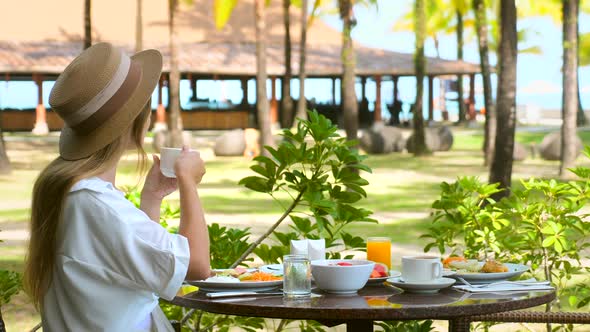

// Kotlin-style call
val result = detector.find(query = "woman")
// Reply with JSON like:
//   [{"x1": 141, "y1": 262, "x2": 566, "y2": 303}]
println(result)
[{"x1": 24, "y1": 43, "x2": 210, "y2": 331}]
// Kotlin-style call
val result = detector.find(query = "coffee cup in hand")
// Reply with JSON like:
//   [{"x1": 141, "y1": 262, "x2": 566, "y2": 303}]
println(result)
[
  {"x1": 402, "y1": 256, "x2": 443, "y2": 283},
  {"x1": 160, "y1": 147, "x2": 184, "y2": 178}
]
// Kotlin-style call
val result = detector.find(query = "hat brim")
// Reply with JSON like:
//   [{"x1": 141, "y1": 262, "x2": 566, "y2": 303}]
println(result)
[{"x1": 59, "y1": 49, "x2": 163, "y2": 160}]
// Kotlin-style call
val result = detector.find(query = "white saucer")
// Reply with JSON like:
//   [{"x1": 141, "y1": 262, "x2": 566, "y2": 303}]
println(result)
[{"x1": 386, "y1": 277, "x2": 456, "y2": 294}]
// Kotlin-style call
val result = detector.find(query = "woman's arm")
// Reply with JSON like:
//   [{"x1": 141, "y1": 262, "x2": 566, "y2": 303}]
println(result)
[
  {"x1": 140, "y1": 155, "x2": 177, "y2": 223},
  {"x1": 175, "y1": 147, "x2": 210, "y2": 280}
]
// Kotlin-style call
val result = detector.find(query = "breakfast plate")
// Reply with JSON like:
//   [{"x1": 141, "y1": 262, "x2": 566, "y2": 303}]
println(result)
[
  {"x1": 386, "y1": 277, "x2": 456, "y2": 294},
  {"x1": 187, "y1": 268, "x2": 283, "y2": 292},
  {"x1": 366, "y1": 270, "x2": 402, "y2": 285},
  {"x1": 450, "y1": 263, "x2": 529, "y2": 284},
  {"x1": 187, "y1": 279, "x2": 283, "y2": 292}
]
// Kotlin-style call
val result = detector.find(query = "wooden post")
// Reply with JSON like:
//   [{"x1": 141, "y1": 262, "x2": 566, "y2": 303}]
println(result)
[
  {"x1": 189, "y1": 73, "x2": 197, "y2": 101},
  {"x1": 154, "y1": 73, "x2": 167, "y2": 130},
  {"x1": 393, "y1": 76, "x2": 399, "y2": 103},
  {"x1": 331, "y1": 77, "x2": 336, "y2": 105},
  {"x1": 270, "y1": 76, "x2": 278, "y2": 125},
  {"x1": 468, "y1": 73, "x2": 476, "y2": 120},
  {"x1": 428, "y1": 75, "x2": 434, "y2": 122},
  {"x1": 374, "y1": 75, "x2": 382, "y2": 122},
  {"x1": 241, "y1": 78, "x2": 249, "y2": 106},
  {"x1": 32, "y1": 73, "x2": 48, "y2": 135},
  {"x1": 360, "y1": 77, "x2": 367, "y2": 102}
]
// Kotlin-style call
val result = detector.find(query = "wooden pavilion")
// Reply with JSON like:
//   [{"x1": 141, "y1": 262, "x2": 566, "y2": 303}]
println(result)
[{"x1": 0, "y1": 0, "x2": 482, "y2": 133}]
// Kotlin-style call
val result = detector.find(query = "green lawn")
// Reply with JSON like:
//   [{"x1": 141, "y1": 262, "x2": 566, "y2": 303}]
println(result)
[{"x1": 1, "y1": 126, "x2": 589, "y2": 331}]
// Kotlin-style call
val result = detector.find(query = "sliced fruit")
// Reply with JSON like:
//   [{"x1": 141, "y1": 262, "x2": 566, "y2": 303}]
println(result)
[
  {"x1": 370, "y1": 270, "x2": 381, "y2": 278},
  {"x1": 371, "y1": 263, "x2": 389, "y2": 278},
  {"x1": 442, "y1": 256, "x2": 467, "y2": 268},
  {"x1": 336, "y1": 262, "x2": 353, "y2": 266}
]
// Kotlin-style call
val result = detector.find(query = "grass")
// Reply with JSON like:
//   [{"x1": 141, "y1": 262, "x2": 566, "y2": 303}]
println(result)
[{"x1": 1, "y1": 126, "x2": 589, "y2": 331}]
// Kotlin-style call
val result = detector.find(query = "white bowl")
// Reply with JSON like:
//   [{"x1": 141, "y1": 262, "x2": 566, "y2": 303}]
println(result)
[{"x1": 311, "y1": 259, "x2": 375, "y2": 294}]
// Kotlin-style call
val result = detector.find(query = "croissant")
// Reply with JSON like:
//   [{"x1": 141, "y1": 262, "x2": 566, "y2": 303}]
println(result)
[{"x1": 480, "y1": 260, "x2": 509, "y2": 273}]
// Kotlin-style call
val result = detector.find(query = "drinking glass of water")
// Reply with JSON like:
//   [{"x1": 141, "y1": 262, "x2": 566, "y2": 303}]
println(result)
[{"x1": 282, "y1": 254, "x2": 311, "y2": 298}]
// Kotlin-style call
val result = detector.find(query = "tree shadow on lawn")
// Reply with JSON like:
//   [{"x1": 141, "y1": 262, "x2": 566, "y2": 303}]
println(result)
[
  {"x1": 365, "y1": 152, "x2": 488, "y2": 178},
  {"x1": 357, "y1": 182, "x2": 442, "y2": 213}
]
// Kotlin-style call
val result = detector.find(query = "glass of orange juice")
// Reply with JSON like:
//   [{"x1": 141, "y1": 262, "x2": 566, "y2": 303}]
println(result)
[{"x1": 367, "y1": 237, "x2": 391, "y2": 269}]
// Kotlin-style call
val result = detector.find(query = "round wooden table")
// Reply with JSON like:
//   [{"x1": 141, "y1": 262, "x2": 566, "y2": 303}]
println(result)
[{"x1": 170, "y1": 285, "x2": 555, "y2": 332}]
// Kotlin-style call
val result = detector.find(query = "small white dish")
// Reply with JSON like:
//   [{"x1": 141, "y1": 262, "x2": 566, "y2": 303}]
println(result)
[
  {"x1": 386, "y1": 276, "x2": 456, "y2": 294},
  {"x1": 366, "y1": 270, "x2": 402, "y2": 285}
]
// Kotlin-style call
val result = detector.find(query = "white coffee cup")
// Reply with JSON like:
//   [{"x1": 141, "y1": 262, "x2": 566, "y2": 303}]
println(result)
[
  {"x1": 402, "y1": 256, "x2": 443, "y2": 283},
  {"x1": 160, "y1": 147, "x2": 183, "y2": 178}
]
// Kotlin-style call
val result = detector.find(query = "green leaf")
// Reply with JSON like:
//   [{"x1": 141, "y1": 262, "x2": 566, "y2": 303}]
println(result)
[{"x1": 542, "y1": 236, "x2": 556, "y2": 248}]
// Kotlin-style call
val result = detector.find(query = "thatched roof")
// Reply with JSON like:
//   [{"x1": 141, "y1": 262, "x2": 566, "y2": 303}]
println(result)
[{"x1": 0, "y1": 0, "x2": 481, "y2": 77}]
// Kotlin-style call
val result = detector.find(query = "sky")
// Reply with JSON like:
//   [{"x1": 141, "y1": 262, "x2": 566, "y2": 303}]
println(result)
[
  {"x1": 1, "y1": 0, "x2": 589, "y2": 121},
  {"x1": 319, "y1": 0, "x2": 590, "y2": 117}
]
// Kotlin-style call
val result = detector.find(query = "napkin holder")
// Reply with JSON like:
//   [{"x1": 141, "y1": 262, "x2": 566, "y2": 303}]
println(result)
[{"x1": 290, "y1": 238, "x2": 325, "y2": 261}]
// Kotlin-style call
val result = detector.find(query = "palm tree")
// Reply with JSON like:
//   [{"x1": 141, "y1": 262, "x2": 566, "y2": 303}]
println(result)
[
  {"x1": 489, "y1": 0, "x2": 517, "y2": 198},
  {"x1": 412, "y1": 0, "x2": 428, "y2": 156},
  {"x1": 295, "y1": 0, "x2": 309, "y2": 122},
  {"x1": 338, "y1": 0, "x2": 358, "y2": 142},
  {"x1": 560, "y1": 0, "x2": 579, "y2": 177},
  {"x1": 0, "y1": 127, "x2": 10, "y2": 174},
  {"x1": 168, "y1": 0, "x2": 183, "y2": 147},
  {"x1": 255, "y1": 0, "x2": 274, "y2": 156},
  {"x1": 580, "y1": 32, "x2": 590, "y2": 124},
  {"x1": 84, "y1": 0, "x2": 92, "y2": 49},
  {"x1": 281, "y1": 0, "x2": 295, "y2": 128},
  {"x1": 454, "y1": 0, "x2": 468, "y2": 124},
  {"x1": 473, "y1": 0, "x2": 496, "y2": 167},
  {"x1": 136, "y1": 0, "x2": 143, "y2": 53},
  {"x1": 214, "y1": 0, "x2": 274, "y2": 155}
]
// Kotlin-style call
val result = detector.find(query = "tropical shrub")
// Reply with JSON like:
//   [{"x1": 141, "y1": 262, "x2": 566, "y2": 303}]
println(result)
[
  {"x1": 0, "y1": 231, "x2": 22, "y2": 332},
  {"x1": 422, "y1": 148, "x2": 590, "y2": 331}
]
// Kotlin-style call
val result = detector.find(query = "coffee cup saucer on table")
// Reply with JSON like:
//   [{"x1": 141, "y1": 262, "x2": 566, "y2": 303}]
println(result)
[
  {"x1": 386, "y1": 276, "x2": 456, "y2": 294},
  {"x1": 386, "y1": 255, "x2": 455, "y2": 294}
]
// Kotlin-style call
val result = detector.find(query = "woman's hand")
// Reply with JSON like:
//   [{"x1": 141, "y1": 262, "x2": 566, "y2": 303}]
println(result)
[
  {"x1": 174, "y1": 146, "x2": 206, "y2": 185},
  {"x1": 141, "y1": 155, "x2": 178, "y2": 202}
]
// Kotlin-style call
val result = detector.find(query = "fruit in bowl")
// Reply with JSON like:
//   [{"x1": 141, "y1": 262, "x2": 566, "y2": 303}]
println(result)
[
  {"x1": 369, "y1": 263, "x2": 389, "y2": 279},
  {"x1": 311, "y1": 259, "x2": 375, "y2": 294}
]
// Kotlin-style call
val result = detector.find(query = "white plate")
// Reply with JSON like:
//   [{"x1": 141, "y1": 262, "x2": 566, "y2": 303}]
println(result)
[
  {"x1": 186, "y1": 279, "x2": 283, "y2": 292},
  {"x1": 366, "y1": 270, "x2": 402, "y2": 285},
  {"x1": 451, "y1": 263, "x2": 529, "y2": 284},
  {"x1": 386, "y1": 277, "x2": 456, "y2": 294},
  {"x1": 187, "y1": 268, "x2": 282, "y2": 292},
  {"x1": 259, "y1": 264, "x2": 283, "y2": 276}
]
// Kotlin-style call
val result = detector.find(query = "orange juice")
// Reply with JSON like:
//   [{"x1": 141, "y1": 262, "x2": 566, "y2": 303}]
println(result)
[{"x1": 367, "y1": 237, "x2": 391, "y2": 269}]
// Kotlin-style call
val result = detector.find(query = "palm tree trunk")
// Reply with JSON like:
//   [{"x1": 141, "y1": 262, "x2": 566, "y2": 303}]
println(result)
[
  {"x1": 560, "y1": 0, "x2": 579, "y2": 177},
  {"x1": 295, "y1": 0, "x2": 309, "y2": 122},
  {"x1": 168, "y1": 0, "x2": 183, "y2": 147},
  {"x1": 474, "y1": 0, "x2": 496, "y2": 167},
  {"x1": 281, "y1": 0, "x2": 294, "y2": 128},
  {"x1": 456, "y1": 10, "x2": 466, "y2": 124},
  {"x1": 578, "y1": 83, "x2": 586, "y2": 126},
  {"x1": 412, "y1": 0, "x2": 428, "y2": 155},
  {"x1": 135, "y1": 0, "x2": 143, "y2": 53},
  {"x1": 576, "y1": 14, "x2": 586, "y2": 126},
  {"x1": 339, "y1": 0, "x2": 358, "y2": 142},
  {"x1": 84, "y1": 0, "x2": 92, "y2": 49},
  {"x1": 255, "y1": 0, "x2": 274, "y2": 156},
  {"x1": 0, "y1": 127, "x2": 10, "y2": 174},
  {"x1": 489, "y1": 0, "x2": 517, "y2": 198}
]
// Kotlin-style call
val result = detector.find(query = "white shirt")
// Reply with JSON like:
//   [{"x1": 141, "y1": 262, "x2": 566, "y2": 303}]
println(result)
[{"x1": 42, "y1": 177, "x2": 190, "y2": 332}]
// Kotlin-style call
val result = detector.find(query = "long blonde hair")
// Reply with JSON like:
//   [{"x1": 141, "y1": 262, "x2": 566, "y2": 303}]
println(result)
[{"x1": 24, "y1": 104, "x2": 151, "y2": 310}]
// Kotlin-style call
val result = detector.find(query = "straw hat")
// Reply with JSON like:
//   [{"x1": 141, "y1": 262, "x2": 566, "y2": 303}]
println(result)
[{"x1": 49, "y1": 42, "x2": 162, "y2": 160}]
